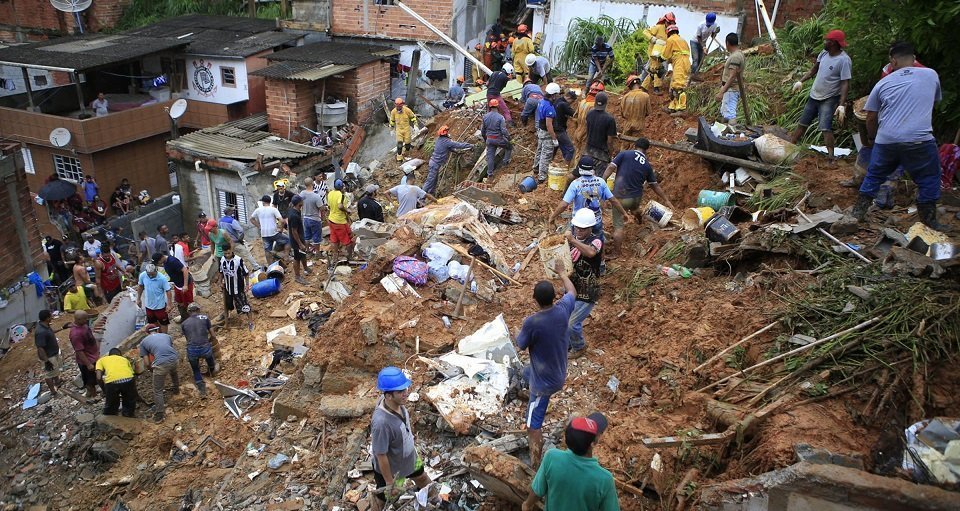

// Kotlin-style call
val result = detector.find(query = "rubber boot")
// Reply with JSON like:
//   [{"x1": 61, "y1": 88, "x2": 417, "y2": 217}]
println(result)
[
  {"x1": 851, "y1": 194, "x2": 872, "y2": 222},
  {"x1": 917, "y1": 202, "x2": 946, "y2": 232}
]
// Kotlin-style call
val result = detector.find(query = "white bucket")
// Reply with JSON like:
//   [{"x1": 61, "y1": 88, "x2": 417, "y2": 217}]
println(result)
[{"x1": 643, "y1": 201, "x2": 673, "y2": 228}]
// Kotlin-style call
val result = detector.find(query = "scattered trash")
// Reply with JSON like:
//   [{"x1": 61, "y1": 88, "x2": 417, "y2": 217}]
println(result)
[{"x1": 268, "y1": 453, "x2": 290, "y2": 470}]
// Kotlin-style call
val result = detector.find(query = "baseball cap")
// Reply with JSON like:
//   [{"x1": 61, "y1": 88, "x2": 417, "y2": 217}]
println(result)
[
  {"x1": 825, "y1": 29, "x2": 847, "y2": 48},
  {"x1": 291, "y1": 194, "x2": 303, "y2": 205},
  {"x1": 570, "y1": 412, "x2": 608, "y2": 435},
  {"x1": 187, "y1": 302, "x2": 201, "y2": 312},
  {"x1": 365, "y1": 184, "x2": 379, "y2": 194},
  {"x1": 577, "y1": 155, "x2": 596, "y2": 175},
  {"x1": 595, "y1": 92, "x2": 608, "y2": 108},
  {"x1": 261, "y1": 195, "x2": 272, "y2": 203}
]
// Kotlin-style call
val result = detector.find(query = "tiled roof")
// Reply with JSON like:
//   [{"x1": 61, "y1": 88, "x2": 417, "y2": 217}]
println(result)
[
  {"x1": 265, "y1": 41, "x2": 398, "y2": 66},
  {"x1": 0, "y1": 34, "x2": 188, "y2": 72}
]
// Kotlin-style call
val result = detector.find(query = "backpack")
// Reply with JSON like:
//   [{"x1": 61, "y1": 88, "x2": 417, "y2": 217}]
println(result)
[{"x1": 392, "y1": 256, "x2": 429, "y2": 286}]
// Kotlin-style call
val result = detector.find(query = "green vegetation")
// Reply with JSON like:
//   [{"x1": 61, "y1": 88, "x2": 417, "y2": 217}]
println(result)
[
  {"x1": 555, "y1": 16, "x2": 647, "y2": 85},
  {"x1": 115, "y1": 0, "x2": 285, "y2": 31}
]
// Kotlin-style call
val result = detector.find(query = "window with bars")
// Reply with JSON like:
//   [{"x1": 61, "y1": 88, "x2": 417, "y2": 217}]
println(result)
[
  {"x1": 53, "y1": 154, "x2": 83, "y2": 182},
  {"x1": 221, "y1": 67, "x2": 236, "y2": 87},
  {"x1": 217, "y1": 189, "x2": 247, "y2": 223}
]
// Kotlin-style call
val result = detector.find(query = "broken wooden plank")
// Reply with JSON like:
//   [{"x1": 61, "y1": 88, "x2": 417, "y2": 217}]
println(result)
[
  {"x1": 641, "y1": 431, "x2": 734, "y2": 448},
  {"x1": 617, "y1": 134, "x2": 778, "y2": 174}
]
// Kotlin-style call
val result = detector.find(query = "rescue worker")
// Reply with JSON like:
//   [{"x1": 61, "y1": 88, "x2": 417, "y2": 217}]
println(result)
[
  {"x1": 621, "y1": 74, "x2": 651, "y2": 137},
  {"x1": 573, "y1": 81, "x2": 605, "y2": 148},
  {"x1": 587, "y1": 36, "x2": 614, "y2": 86},
  {"x1": 512, "y1": 24, "x2": 535, "y2": 84},
  {"x1": 486, "y1": 33, "x2": 504, "y2": 71},
  {"x1": 486, "y1": 63, "x2": 514, "y2": 124},
  {"x1": 534, "y1": 82, "x2": 562, "y2": 183},
  {"x1": 424, "y1": 125, "x2": 474, "y2": 195},
  {"x1": 389, "y1": 98, "x2": 418, "y2": 163},
  {"x1": 471, "y1": 43, "x2": 487, "y2": 85},
  {"x1": 526, "y1": 54, "x2": 551, "y2": 84},
  {"x1": 519, "y1": 78, "x2": 544, "y2": 126},
  {"x1": 663, "y1": 24, "x2": 692, "y2": 113},
  {"x1": 444, "y1": 76, "x2": 466, "y2": 109},
  {"x1": 641, "y1": 11, "x2": 674, "y2": 94},
  {"x1": 481, "y1": 99, "x2": 513, "y2": 179}
]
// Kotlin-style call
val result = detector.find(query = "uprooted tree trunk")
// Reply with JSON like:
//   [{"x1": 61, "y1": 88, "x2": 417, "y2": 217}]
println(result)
[{"x1": 463, "y1": 446, "x2": 535, "y2": 505}]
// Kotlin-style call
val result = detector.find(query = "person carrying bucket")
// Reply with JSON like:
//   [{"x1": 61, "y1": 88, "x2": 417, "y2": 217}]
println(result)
[
  {"x1": 370, "y1": 367, "x2": 431, "y2": 506},
  {"x1": 547, "y1": 156, "x2": 630, "y2": 242},
  {"x1": 565, "y1": 209, "x2": 604, "y2": 358}
]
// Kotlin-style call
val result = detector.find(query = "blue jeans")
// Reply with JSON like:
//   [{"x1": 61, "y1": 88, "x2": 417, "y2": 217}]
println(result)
[
  {"x1": 567, "y1": 300, "x2": 595, "y2": 351},
  {"x1": 303, "y1": 218, "x2": 323, "y2": 244},
  {"x1": 263, "y1": 233, "x2": 289, "y2": 252},
  {"x1": 691, "y1": 40, "x2": 704, "y2": 74},
  {"x1": 553, "y1": 131, "x2": 575, "y2": 162},
  {"x1": 187, "y1": 345, "x2": 215, "y2": 385},
  {"x1": 424, "y1": 161, "x2": 441, "y2": 195},
  {"x1": 520, "y1": 96, "x2": 541, "y2": 124},
  {"x1": 798, "y1": 95, "x2": 840, "y2": 132},
  {"x1": 859, "y1": 140, "x2": 941, "y2": 204},
  {"x1": 721, "y1": 90, "x2": 740, "y2": 122}
]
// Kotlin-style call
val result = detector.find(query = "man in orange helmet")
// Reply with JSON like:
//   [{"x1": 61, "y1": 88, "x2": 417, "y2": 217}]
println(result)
[
  {"x1": 425, "y1": 125, "x2": 475, "y2": 195},
  {"x1": 471, "y1": 43, "x2": 487, "y2": 85},
  {"x1": 662, "y1": 24, "x2": 691, "y2": 113},
  {"x1": 641, "y1": 11, "x2": 675, "y2": 94},
  {"x1": 481, "y1": 99, "x2": 513, "y2": 179},
  {"x1": 389, "y1": 98, "x2": 418, "y2": 163},
  {"x1": 444, "y1": 76, "x2": 466, "y2": 109},
  {"x1": 513, "y1": 24, "x2": 535, "y2": 84},
  {"x1": 621, "y1": 74, "x2": 651, "y2": 136}
]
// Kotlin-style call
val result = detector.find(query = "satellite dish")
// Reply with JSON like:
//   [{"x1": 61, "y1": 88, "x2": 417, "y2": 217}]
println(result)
[
  {"x1": 49, "y1": 127, "x2": 72, "y2": 148},
  {"x1": 50, "y1": 0, "x2": 92, "y2": 13},
  {"x1": 168, "y1": 99, "x2": 188, "y2": 120}
]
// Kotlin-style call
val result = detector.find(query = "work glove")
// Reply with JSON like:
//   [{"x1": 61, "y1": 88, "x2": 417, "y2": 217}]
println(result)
[
  {"x1": 834, "y1": 105, "x2": 846, "y2": 124},
  {"x1": 655, "y1": 38, "x2": 666, "y2": 46},
  {"x1": 792, "y1": 81, "x2": 803, "y2": 93}
]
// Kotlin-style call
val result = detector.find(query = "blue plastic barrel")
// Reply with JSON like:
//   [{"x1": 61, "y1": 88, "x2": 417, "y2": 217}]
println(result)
[
  {"x1": 696, "y1": 190, "x2": 735, "y2": 210},
  {"x1": 518, "y1": 176, "x2": 538, "y2": 193},
  {"x1": 251, "y1": 278, "x2": 281, "y2": 298}
]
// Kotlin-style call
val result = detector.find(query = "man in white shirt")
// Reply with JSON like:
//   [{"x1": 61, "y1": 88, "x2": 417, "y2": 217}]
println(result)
[
  {"x1": 82, "y1": 233, "x2": 102, "y2": 258},
  {"x1": 250, "y1": 195, "x2": 289, "y2": 264},
  {"x1": 92, "y1": 92, "x2": 109, "y2": 117},
  {"x1": 388, "y1": 174, "x2": 436, "y2": 218}
]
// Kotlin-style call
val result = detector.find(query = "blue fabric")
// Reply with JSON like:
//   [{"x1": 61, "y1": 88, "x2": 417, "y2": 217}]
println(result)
[
  {"x1": 611, "y1": 149, "x2": 656, "y2": 199},
  {"x1": 562, "y1": 176, "x2": 614, "y2": 224},
  {"x1": 521, "y1": 96, "x2": 541, "y2": 123},
  {"x1": 525, "y1": 389, "x2": 552, "y2": 430},
  {"x1": 448, "y1": 84, "x2": 464, "y2": 102},
  {"x1": 691, "y1": 40, "x2": 705, "y2": 74},
  {"x1": 567, "y1": 300, "x2": 595, "y2": 351},
  {"x1": 83, "y1": 182, "x2": 98, "y2": 202},
  {"x1": 721, "y1": 89, "x2": 740, "y2": 121},
  {"x1": 859, "y1": 141, "x2": 941, "y2": 204},
  {"x1": 516, "y1": 292, "x2": 575, "y2": 394},
  {"x1": 535, "y1": 97, "x2": 556, "y2": 130},
  {"x1": 303, "y1": 217, "x2": 323, "y2": 244},
  {"x1": 485, "y1": 140, "x2": 512, "y2": 176},
  {"x1": 138, "y1": 271, "x2": 171, "y2": 310},
  {"x1": 219, "y1": 216, "x2": 244, "y2": 242},
  {"x1": 866, "y1": 67, "x2": 941, "y2": 144},
  {"x1": 798, "y1": 95, "x2": 840, "y2": 132},
  {"x1": 521, "y1": 83, "x2": 543, "y2": 104},
  {"x1": 187, "y1": 345, "x2": 214, "y2": 384},
  {"x1": 555, "y1": 131, "x2": 575, "y2": 161}
]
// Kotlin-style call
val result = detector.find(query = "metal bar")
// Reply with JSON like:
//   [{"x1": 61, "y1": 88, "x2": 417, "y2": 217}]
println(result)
[
  {"x1": 395, "y1": 1, "x2": 493, "y2": 76},
  {"x1": 20, "y1": 67, "x2": 34, "y2": 110},
  {"x1": 73, "y1": 72, "x2": 87, "y2": 117},
  {"x1": 0, "y1": 61, "x2": 74, "y2": 73},
  {"x1": 755, "y1": 0, "x2": 783, "y2": 56}
]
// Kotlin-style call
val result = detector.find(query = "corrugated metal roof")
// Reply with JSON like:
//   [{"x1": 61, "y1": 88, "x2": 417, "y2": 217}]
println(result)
[
  {"x1": 250, "y1": 62, "x2": 356, "y2": 81},
  {"x1": 0, "y1": 34, "x2": 188, "y2": 71},
  {"x1": 169, "y1": 113, "x2": 324, "y2": 162},
  {"x1": 125, "y1": 15, "x2": 300, "y2": 58},
  {"x1": 265, "y1": 41, "x2": 398, "y2": 67}
]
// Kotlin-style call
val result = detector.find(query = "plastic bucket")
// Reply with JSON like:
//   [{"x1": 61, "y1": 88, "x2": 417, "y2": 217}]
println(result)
[
  {"x1": 547, "y1": 166, "x2": 568, "y2": 191},
  {"x1": 251, "y1": 278, "x2": 281, "y2": 298},
  {"x1": 518, "y1": 176, "x2": 538, "y2": 193},
  {"x1": 539, "y1": 235, "x2": 573, "y2": 278},
  {"x1": 696, "y1": 190, "x2": 735, "y2": 210},
  {"x1": 680, "y1": 207, "x2": 715, "y2": 230},
  {"x1": 249, "y1": 269, "x2": 267, "y2": 286},
  {"x1": 705, "y1": 215, "x2": 741, "y2": 243},
  {"x1": 266, "y1": 261, "x2": 285, "y2": 281},
  {"x1": 643, "y1": 201, "x2": 673, "y2": 227}
]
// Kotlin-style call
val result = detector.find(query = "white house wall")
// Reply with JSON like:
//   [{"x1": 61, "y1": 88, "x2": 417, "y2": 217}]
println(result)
[
  {"x1": 180, "y1": 56, "x2": 250, "y2": 105},
  {"x1": 534, "y1": 1, "x2": 740, "y2": 67},
  {"x1": 0, "y1": 66, "x2": 65, "y2": 97}
]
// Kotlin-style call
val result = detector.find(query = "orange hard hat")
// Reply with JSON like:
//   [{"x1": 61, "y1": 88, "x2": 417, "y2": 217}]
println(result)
[
  {"x1": 518, "y1": 24, "x2": 528, "y2": 33},
  {"x1": 457, "y1": 76, "x2": 464, "y2": 83},
  {"x1": 589, "y1": 81, "x2": 606, "y2": 94},
  {"x1": 659, "y1": 11, "x2": 676, "y2": 24},
  {"x1": 488, "y1": 99, "x2": 499, "y2": 108},
  {"x1": 438, "y1": 125, "x2": 450, "y2": 136},
  {"x1": 626, "y1": 74, "x2": 641, "y2": 87},
  {"x1": 395, "y1": 97, "x2": 404, "y2": 105}
]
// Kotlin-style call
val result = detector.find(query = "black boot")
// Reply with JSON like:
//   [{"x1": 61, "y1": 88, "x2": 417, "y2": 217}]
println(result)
[
  {"x1": 917, "y1": 202, "x2": 946, "y2": 231},
  {"x1": 851, "y1": 194, "x2": 872, "y2": 222}
]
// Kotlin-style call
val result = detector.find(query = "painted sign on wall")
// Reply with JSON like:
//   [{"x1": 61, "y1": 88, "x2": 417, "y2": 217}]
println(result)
[{"x1": 184, "y1": 56, "x2": 250, "y2": 105}]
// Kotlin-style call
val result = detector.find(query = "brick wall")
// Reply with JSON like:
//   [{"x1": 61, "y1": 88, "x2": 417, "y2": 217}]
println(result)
[
  {"x1": 265, "y1": 79, "x2": 318, "y2": 142},
  {"x1": 680, "y1": 0, "x2": 825, "y2": 41},
  {"x1": 331, "y1": 0, "x2": 452, "y2": 42},
  {"x1": 0, "y1": 151, "x2": 44, "y2": 286},
  {"x1": 0, "y1": 0, "x2": 130, "y2": 41},
  {"x1": 323, "y1": 60, "x2": 391, "y2": 125}
]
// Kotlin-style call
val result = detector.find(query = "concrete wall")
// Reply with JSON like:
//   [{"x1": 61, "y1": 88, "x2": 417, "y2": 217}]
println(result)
[
  {"x1": 293, "y1": 0, "x2": 331, "y2": 29},
  {"x1": 0, "y1": 278, "x2": 49, "y2": 339},
  {"x1": 0, "y1": 0, "x2": 130, "y2": 41},
  {"x1": 128, "y1": 192, "x2": 185, "y2": 240},
  {"x1": 181, "y1": 56, "x2": 250, "y2": 106},
  {"x1": 92, "y1": 290, "x2": 139, "y2": 352}
]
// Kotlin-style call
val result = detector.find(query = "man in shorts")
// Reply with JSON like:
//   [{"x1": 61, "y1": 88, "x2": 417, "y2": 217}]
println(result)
[
  {"x1": 286, "y1": 195, "x2": 311, "y2": 285},
  {"x1": 516, "y1": 264, "x2": 576, "y2": 468},
  {"x1": 215, "y1": 245, "x2": 251, "y2": 326},
  {"x1": 153, "y1": 251, "x2": 193, "y2": 321},
  {"x1": 250, "y1": 195, "x2": 290, "y2": 264},
  {"x1": 136, "y1": 263, "x2": 172, "y2": 333},
  {"x1": 34, "y1": 309, "x2": 62, "y2": 395},
  {"x1": 602, "y1": 137, "x2": 676, "y2": 257},
  {"x1": 325, "y1": 179, "x2": 354, "y2": 275},
  {"x1": 789, "y1": 29, "x2": 852, "y2": 159}
]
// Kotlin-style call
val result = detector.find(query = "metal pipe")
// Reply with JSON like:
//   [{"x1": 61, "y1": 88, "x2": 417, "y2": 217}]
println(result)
[
  {"x1": 755, "y1": 0, "x2": 782, "y2": 56},
  {"x1": 395, "y1": 1, "x2": 493, "y2": 76},
  {"x1": 0, "y1": 62, "x2": 74, "y2": 73}
]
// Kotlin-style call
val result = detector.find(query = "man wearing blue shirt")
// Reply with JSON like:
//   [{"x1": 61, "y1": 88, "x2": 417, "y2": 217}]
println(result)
[
  {"x1": 443, "y1": 76, "x2": 465, "y2": 109},
  {"x1": 519, "y1": 79, "x2": 544, "y2": 126},
  {"x1": 547, "y1": 156, "x2": 630, "y2": 241},
  {"x1": 587, "y1": 36, "x2": 614, "y2": 85},
  {"x1": 516, "y1": 266, "x2": 576, "y2": 468},
  {"x1": 137, "y1": 264, "x2": 173, "y2": 333},
  {"x1": 853, "y1": 42, "x2": 944, "y2": 229},
  {"x1": 534, "y1": 83, "x2": 561, "y2": 182}
]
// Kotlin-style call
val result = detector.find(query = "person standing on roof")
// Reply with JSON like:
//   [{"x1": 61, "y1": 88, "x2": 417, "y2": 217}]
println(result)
[
  {"x1": 325, "y1": 179, "x2": 355, "y2": 275},
  {"x1": 853, "y1": 42, "x2": 944, "y2": 230},
  {"x1": 641, "y1": 11, "x2": 675, "y2": 94},
  {"x1": 519, "y1": 78, "x2": 545, "y2": 126},
  {"x1": 715, "y1": 33, "x2": 745, "y2": 123},
  {"x1": 663, "y1": 24, "x2": 692, "y2": 113},
  {"x1": 444, "y1": 77, "x2": 466, "y2": 109},
  {"x1": 486, "y1": 63, "x2": 515, "y2": 125},
  {"x1": 621, "y1": 75, "x2": 651, "y2": 137},
  {"x1": 603, "y1": 138, "x2": 674, "y2": 257},
  {"x1": 389, "y1": 98, "x2": 419, "y2": 163},
  {"x1": 582, "y1": 92, "x2": 619, "y2": 176},
  {"x1": 425, "y1": 125, "x2": 474, "y2": 195},
  {"x1": 692, "y1": 12, "x2": 720, "y2": 79},
  {"x1": 516, "y1": 263, "x2": 576, "y2": 468},
  {"x1": 534, "y1": 82, "x2": 562, "y2": 183},
  {"x1": 481, "y1": 98, "x2": 514, "y2": 179},
  {"x1": 588, "y1": 36, "x2": 614, "y2": 85},
  {"x1": 526, "y1": 54, "x2": 551, "y2": 85},
  {"x1": 789, "y1": 29, "x2": 852, "y2": 159},
  {"x1": 513, "y1": 25, "x2": 535, "y2": 84},
  {"x1": 370, "y1": 366, "x2": 432, "y2": 505},
  {"x1": 548, "y1": 156, "x2": 629, "y2": 241}
]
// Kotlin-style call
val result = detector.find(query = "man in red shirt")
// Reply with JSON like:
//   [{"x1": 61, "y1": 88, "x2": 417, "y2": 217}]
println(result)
[
  {"x1": 196, "y1": 212, "x2": 212, "y2": 250},
  {"x1": 69, "y1": 310, "x2": 101, "y2": 398},
  {"x1": 94, "y1": 241, "x2": 123, "y2": 303}
]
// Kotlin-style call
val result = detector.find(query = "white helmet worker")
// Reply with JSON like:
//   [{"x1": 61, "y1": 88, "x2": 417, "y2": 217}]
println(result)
[
  {"x1": 525, "y1": 54, "x2": 537, "y2": 66},
  {"x1": 502, "y1": 63, "x2": 514, "y2": 74},
  {"x1": 545, "y1": 82, "x2": 561, "y2": 95},
  {"x1": 571, "y1": 208, "x2": 598, "y2": 228}
]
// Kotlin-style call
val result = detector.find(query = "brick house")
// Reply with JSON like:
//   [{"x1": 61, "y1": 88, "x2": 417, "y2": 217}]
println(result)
[
  {"x1": 251, "y1": 41, "x2": 398, "y2": 142},
  {"x1": 0, "y1": 0, "x2": 131, "y2": 42}
]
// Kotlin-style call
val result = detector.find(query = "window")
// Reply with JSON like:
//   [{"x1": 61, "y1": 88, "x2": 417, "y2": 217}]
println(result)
[
  {"x1": 217, "y1": 189, "x2": 247, "y2": 222},
  {"x1": 53, "y1": 154, "x2": 83, "y2": 182},
  {"x1": 33, "y1": 75, "x2": 47, "y2": 87},
  {"x1": 21, "y1": 147, "x2": 35, "y2": 174},
  {"x1": 221, "y1": 67, "x2": 236, "y2": 87}
]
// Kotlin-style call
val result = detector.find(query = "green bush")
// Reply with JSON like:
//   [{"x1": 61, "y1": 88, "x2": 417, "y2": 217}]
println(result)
[{"x1": 555, "y1": 16, "x2": 639, "y2": 84}]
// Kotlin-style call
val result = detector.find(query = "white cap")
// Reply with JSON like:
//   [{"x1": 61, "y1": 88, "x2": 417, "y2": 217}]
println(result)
[
  {"x1": 572, "y1": 208, "x2": 598, "y2": 228},
  {"x1": 502, "y1": 63, "x2": 514, "y2": 74},
  {"x1": 525, "y1": 54, "x2": 537, "y2": 66},
  {"x1": 545, "y1": 82, "x2": 561, "y2": 95}
]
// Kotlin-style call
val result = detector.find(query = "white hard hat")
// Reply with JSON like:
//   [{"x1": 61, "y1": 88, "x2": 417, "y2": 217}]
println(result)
[
  {"x1": 545, "y1": 82, "x2": 561, "y2": 95},
  {"x1": 571, "y1": 208, "x2": 598, "y2": 228},
  {"x1": 502, "y1": 63, "x2": 514, "y2": 74},
  {"x1": 525, "y1": 54, "x2": 537, "y2": 66}
]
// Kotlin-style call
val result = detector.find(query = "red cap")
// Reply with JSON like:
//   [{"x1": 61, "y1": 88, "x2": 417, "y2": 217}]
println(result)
[
  {"x1": 825, "y1": 29, "x2": 847, "y2": 47},
  {"x1": 570, "y1": 417, "x2": 600, "y2": 434}
]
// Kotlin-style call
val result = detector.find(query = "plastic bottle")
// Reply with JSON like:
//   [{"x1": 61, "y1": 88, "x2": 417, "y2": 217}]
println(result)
[
  {"x1": 658, "y1": 265, "x2": 680, "y2": 279},
  {"x1": 671, "y1": 264, "x2": 693, "y2": 279}
]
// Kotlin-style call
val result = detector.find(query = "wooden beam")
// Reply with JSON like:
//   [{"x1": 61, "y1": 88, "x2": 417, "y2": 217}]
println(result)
[
  {"x1": 641, "y1": 431, "x2": 734, "y2": 448},
  {"x1": 280, "y1": 20, "x2": 329, "y2": 32},
  {"x1": 617, "y1": 134, "x2": 777, "y2": 173}
]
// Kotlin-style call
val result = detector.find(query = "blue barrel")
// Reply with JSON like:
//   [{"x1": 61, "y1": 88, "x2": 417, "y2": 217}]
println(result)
[
  {"x1": 705, "y1": 215, "x2": 741, "y2": 243},
  {"x1": 251, "y1": 278, "x2": 281, "y2": 298},
  {"x1": 518, "y1": 176, "x2": 538, "y2": 193},
  {"x1": 696, "y1": 190, "x2": 735, "y2": 210}
]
